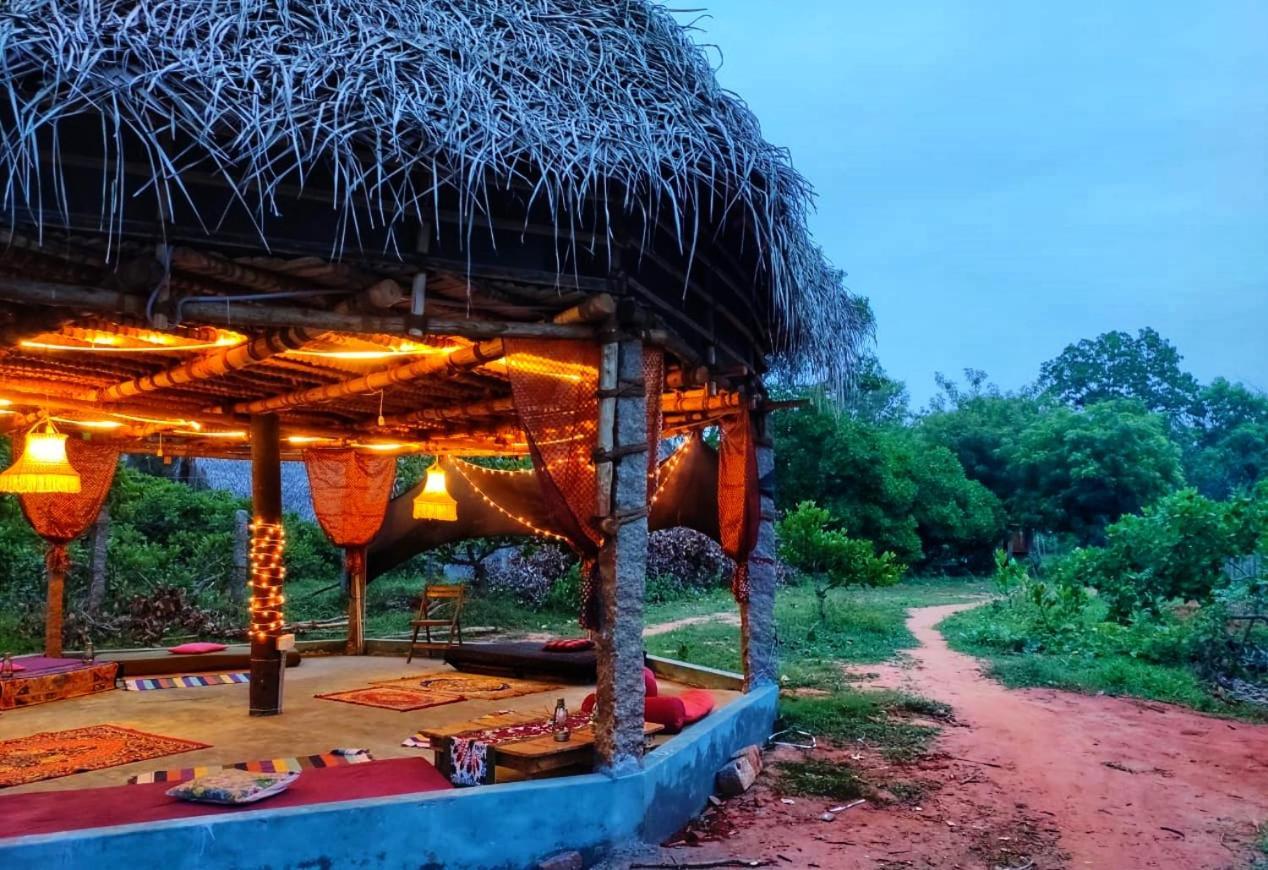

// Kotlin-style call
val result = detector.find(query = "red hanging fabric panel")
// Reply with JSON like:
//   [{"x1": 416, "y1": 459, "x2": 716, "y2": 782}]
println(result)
[
  {"x1": 718, "y1": 405, "x2": 760, "y2": 603},
  {"x1": 504, "y1": 338, "x2": 602, "y2": 625},
  {"x1": 303, "y1": 448, "x2": 396, "y2": 574},
  {"x1": 17, "y1": 438, "x2": 119, "y2": 545}
]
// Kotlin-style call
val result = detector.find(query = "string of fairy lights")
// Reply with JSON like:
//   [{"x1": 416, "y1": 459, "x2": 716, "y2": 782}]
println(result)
[
  {"x1": 649, "y1": 439, "x2": 691, "y2": 507},
  {"x1": 248, "y1": 520, "x2": 287, "y2": 642},
  {"x1": 448, "y1": 458, "x2": 570, "y2": 544}
]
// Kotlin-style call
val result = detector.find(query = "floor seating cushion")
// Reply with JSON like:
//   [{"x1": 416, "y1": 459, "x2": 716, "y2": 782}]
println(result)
[
  {"x1": 579, "y1": 685, "x2": 714, "y2": 735},
  {"x1": 444, "y1": 641, "x2": 596, "y2": 683},
  {"x1": 168, "y1": 642, "x2": 228, "y2": 655},
  {"x1": 0, "y1": 757, "x2": 451, "y2": 841}
]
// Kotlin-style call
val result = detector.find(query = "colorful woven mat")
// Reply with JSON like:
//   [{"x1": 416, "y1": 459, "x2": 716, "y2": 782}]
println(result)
[
  {"x1": 0, "y1": 724, "x2": 209, "y2": 788},
  {"x1": 127, "y1": 750, "x2": 372, "y2": 784},
  {"x1": 315, "y1": 685, "x2": 464, "y2": 712},
  {"x1": 122, "y1": 672, "x2": 249, "y2": 692},
  {"x1": 372, "y1": 672, "x2": 561, "y2": 701}
]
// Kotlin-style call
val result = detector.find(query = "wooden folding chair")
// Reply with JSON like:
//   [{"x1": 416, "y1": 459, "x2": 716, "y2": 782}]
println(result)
[{"x1": 407, "y1": 583, "x2": 467, "y2": 662}]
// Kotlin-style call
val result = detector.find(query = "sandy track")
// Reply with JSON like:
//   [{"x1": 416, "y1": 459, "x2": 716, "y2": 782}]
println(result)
[{"x1": 654, "y1": 602, "x2": 1268, "y2": 869}]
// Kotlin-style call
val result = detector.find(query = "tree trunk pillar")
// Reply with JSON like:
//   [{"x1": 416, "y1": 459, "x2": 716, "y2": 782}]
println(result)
[
  {"x1": 593, "y1": 335, "x2": 649, "y2": 774},
  {"x1": 42, "y1": 545, "x2": 67, "y2": 658},
  {"x1": 249, "y1": 413, "x2": 285, "y2": 716},
  {"x1": 346, "y1": 546, "x2": 367, "y2": 655},
  {"x1": 740, "y1": 420, "x2": 778, "y2": 689}
]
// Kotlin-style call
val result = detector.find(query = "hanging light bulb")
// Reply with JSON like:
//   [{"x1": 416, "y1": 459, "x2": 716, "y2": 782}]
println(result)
[
  {"x1": 412, "y1": 457, "x2": 458, "y2": 522},
  {"x1": 0, "y1": 418, "x2": 82, "y2": 494}
]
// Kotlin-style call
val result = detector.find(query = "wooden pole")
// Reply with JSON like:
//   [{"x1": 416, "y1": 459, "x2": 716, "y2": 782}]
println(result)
[
  {"x1": 232, "y1": 340, "x2": 506, "y2": 415},
  {"x1": 593, "y1": 334, "x2": 649, "y2": 774},
  {"x1": 346, "y1": 547, "x2": 367, "y2": 656},
  {"x1": 0, "y1": 277, "x2": 602, "y2": 341},
  {"x1": 249, "y1": 414, "x2": 285, "y2": 716},
  {"x1": 42, "y1": 545, "x2": 67, "y2": 657},
  {"x1": 90, "y1": 328, "x2": 318, "y2": 403}
]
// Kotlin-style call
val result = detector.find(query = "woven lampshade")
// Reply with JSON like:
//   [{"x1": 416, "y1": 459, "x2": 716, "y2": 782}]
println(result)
[
  {"x1": 0, "y1": 422, "x2": 81, "y2": 494},
  {"x1": 412, "y1": 459, "x2": 457, "y2": 522}
]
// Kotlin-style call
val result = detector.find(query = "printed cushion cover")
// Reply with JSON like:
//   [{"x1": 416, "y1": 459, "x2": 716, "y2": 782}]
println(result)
[
  {"x1": 168, "y1": 642, "x2": 228, "y2": 655},
  {"x1": 166, "y1": 769, "x2": 299, "y2": 805}
]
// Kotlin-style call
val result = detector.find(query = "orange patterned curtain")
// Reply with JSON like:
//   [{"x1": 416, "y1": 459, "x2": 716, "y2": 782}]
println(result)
[
  {"x1": 14, "y1": 437, "x2": 119, "y2": 655},
  {"x1": 643, "y1": 348, "x2": 664, "y2": 498},
  {"x1": 303, "y1": 448, "x2": 396, "y2": 571},
  {"x1": 718, "y1": 405, "x2": 760, "y2": 603},
  {"x1": 504, "y1": 337, "x2": 603, "y2": 625}
]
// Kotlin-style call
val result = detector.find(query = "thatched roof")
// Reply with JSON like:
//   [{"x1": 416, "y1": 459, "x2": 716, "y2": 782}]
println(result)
[{"x1": 0, "y1": 0, "x2": 870, "y2": 392}]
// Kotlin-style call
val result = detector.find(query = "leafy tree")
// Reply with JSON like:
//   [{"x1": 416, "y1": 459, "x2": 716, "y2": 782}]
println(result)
[
  {"x1": 842, "y1": 357, "x2": 910, "y2": 425},
  {"x1": 773, "y1": 404, "x2": 1003, "y2": 570},
  {"x1": 777, "y1": 501, "x2": 903, "y2": 621},
  {"x1": 1037, "y1": 328, "x2": 1200, "y2": 423},
  {"x1": 1186, "y1": 378, "x2": 1268, "y2": 498},
  {"x1": 1007, "y1": 400, "x2": 1184, "y2": 541},
  {"x1": 919, "y1": 381, "x2": 1045, "y2": 506}
]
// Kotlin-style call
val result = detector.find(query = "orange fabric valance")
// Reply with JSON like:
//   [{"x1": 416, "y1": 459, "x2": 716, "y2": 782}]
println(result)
[
  {"x1": 303, "y1": 448, "x2": 396, "y2": 550},
  {"x1": 718, "y1": 405, "x2": 760, "y2": 603}
]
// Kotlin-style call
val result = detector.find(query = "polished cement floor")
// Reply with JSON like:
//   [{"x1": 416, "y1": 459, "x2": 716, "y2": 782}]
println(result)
[{"x1": 0, "y1": 654, "x2": 736, "y2": 795}]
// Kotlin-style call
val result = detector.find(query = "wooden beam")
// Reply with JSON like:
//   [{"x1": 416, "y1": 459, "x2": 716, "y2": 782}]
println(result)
[
  {"x1": 663, "y1": 389, "x2": 743, "y2": 414},
  {"x1": 89, "y1": 328, "x2": 319, "y2": 403},
  {"x1": 0, "y1": 277, "x2": 601, "y2": 341},
  {"x1": 231, "y1": 340, "x2": 506, "y2": 415}
]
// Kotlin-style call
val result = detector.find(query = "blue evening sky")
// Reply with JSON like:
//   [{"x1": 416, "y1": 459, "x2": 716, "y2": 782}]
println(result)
[{"x1": 689, "y1": 2, "x2": 1267, "y2": 407}]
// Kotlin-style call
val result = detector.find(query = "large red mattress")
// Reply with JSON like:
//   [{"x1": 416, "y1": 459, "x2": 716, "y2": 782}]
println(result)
[{"x1": 0, "y1": 756, "x2": 452, "y2": 840}]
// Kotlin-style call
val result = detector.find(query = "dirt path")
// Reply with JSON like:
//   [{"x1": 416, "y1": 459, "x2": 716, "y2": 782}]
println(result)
[
  {"x1": 655, "y1": 602, "x2": 1268, "y2": 869},
  {"x1": 642, "y1": 611, "x2": 741, "y2": 637}
]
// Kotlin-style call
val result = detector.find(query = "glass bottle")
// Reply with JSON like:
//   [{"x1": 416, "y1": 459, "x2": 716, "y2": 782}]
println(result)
[{"x1": 552, "y1": 697, "x2": 571, "y2": 742}]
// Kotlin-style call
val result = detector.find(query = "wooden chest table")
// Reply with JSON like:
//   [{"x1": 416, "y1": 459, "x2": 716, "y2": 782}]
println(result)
[{"x1": 417, "y1": 711, "x2": 663, "y2": 778}]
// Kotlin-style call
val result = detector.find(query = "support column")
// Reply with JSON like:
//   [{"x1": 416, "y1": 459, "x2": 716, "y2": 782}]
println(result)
[
  {"x1": 42, "y1": 547, "x2": 66, "y2": 658},
  {"x1": 249, "y1": 414, "x2": 285, "y2": 716},
  {"x1": 593, "y1": 335, "x2": 649, "y2": 774},
  {"x1": 346, "y1": 547, "x2": 367, "y2": 655},
  {"x1": 740, "y1": 419, "x2": 778, "y2": 689}
]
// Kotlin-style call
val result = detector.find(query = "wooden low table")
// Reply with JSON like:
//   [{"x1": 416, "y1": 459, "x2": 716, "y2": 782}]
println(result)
[{"x1": 417, "y1": 711, "x2": 663, "y2": 778}]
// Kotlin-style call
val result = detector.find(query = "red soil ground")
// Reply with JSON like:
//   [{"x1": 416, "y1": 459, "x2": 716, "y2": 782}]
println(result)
[{"x1": 652, "y1": 602, "x2": 1268, "y2": 870}]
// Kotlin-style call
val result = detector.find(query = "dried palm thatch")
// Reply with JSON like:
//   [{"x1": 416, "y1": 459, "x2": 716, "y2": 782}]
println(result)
[{"x1": 0, "y1": 0, "x2": 871, "y2": 394}]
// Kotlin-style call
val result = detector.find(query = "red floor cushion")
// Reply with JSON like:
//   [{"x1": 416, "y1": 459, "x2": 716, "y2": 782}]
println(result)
[
  {"x1": 542, "y1": 638, "x2": 594, "y2": 652},
  {"x1": 168, "y1": 642, "x2": 227, "y2": 655},
  {"x1": 678, "y1": 688, "x2": 715, "y2": 724},
  {"x1": 644, "y1": 695, "x2": 687, "y2": 733},
  {"x1": 643, "y1": 666, "x2": 659, "y2": 698},
  {"x1": 579, "y1": 688, "x2": 693, "y2": 734}
]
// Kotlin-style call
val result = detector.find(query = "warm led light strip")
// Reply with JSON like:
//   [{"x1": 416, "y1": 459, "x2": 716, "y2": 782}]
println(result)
[
  {"x1": 286, "y1": 345, "x2": 451, "y2": 360},
  {"x1": 454, "y1": 457, "x2": 534, "y2": 476},
  {"x1": 649, "y1": 440, "x2": 690, "y2": 507},
  {"x1": 447, "y1": 460, "x2": 569, "y2": 544},
  {"x1": 248, "y1": 520, "x2": 286, "y2": 642},
  {"x1": 21, "y1": 334, "x2": 245, "y2": 353}
]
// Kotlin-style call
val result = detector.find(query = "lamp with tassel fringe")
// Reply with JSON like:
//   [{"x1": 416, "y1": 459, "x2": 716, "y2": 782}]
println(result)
[
  {"x1": 412, "y1": 457, "x2": 457, "y2": 521},
  {"x1": 0, "y1": 418, "x2": 82, "y2": 494}
]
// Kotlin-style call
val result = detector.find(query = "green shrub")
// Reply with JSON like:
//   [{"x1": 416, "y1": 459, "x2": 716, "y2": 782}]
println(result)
[{"x1": 778, "y1": 501, "x2": 904, "y2": 621}]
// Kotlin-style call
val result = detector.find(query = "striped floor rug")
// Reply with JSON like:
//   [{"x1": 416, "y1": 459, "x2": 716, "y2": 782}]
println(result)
[
  {"x1": 127, "y1": 750, "x2": 372, "y2": 784},
  {"x1": 122, "y1": 672, "x2": 249, "y2": 692}
]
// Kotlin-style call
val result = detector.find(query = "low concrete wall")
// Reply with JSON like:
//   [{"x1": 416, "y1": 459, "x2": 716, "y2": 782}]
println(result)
[{"x1": 0, "y1": 686, "x2": 779, "y2": 870}]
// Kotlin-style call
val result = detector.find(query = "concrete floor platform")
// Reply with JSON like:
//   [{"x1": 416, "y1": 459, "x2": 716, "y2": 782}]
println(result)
[{"x1": 0, "y1": 653, "x2": 738, "y2": 795}]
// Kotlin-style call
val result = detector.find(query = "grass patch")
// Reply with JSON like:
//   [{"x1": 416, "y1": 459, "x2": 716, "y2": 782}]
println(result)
[
  {"x1": 776, "y1": 759, "x2": 868, "y2": 800},
  {"x1": 941, "y1": 603, "x2": 1268, "y2": 722},
  {"x1": 643, "y1": 576, "x2": 990, "y2": 678},
  {"x1": 779, "y1": 690, "x2": 944, "y2": 762}
]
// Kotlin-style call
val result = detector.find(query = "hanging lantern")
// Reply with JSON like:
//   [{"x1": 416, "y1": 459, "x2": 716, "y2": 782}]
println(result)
[
  {"x1": 412, "y1": 457, "x2": 458, "y2": 521},
  {"x1": 0, "y1": 419, "x2": 81, "y2": 494}
]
